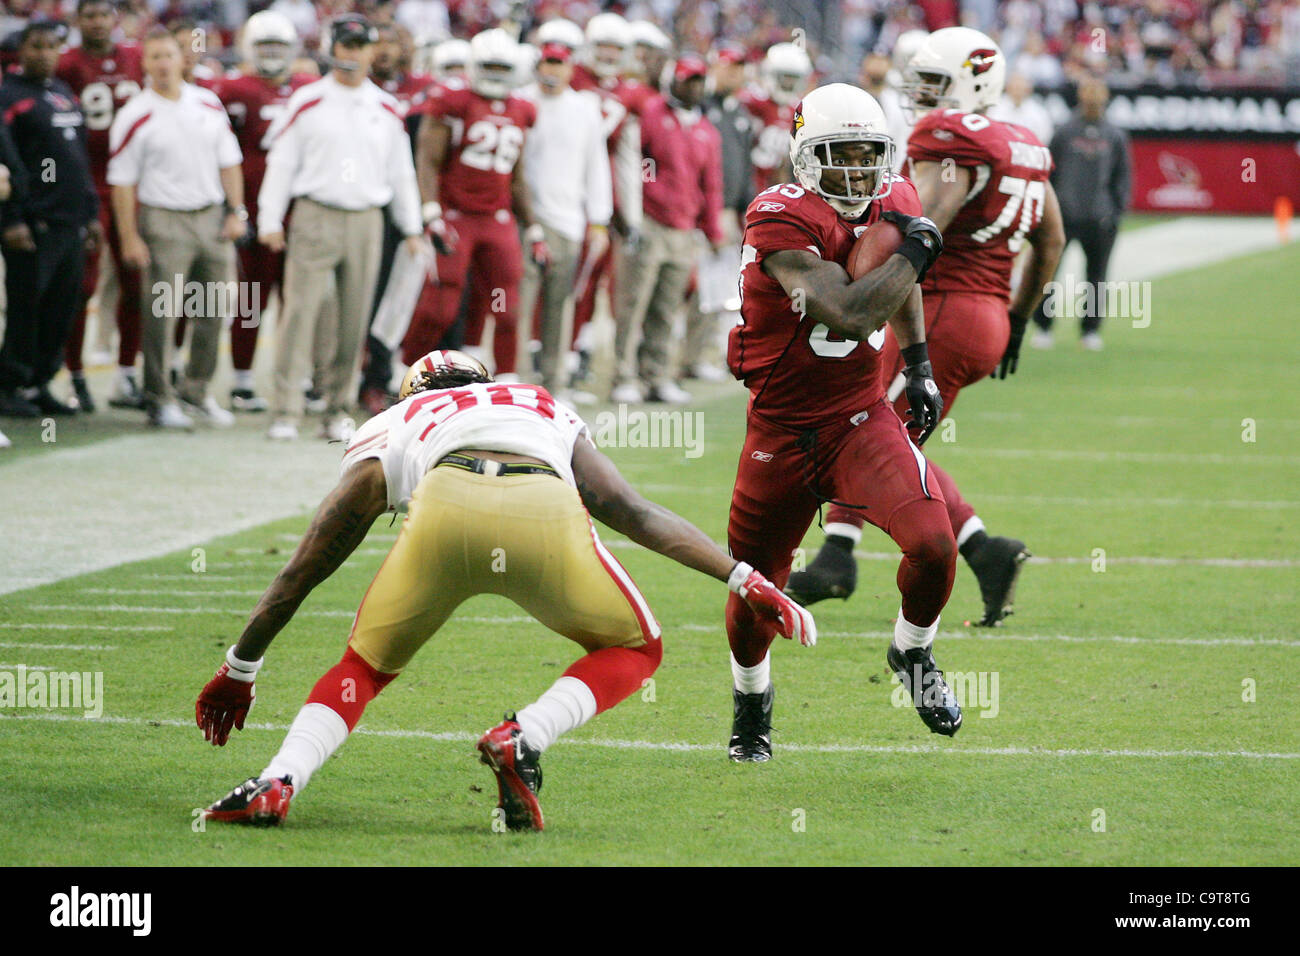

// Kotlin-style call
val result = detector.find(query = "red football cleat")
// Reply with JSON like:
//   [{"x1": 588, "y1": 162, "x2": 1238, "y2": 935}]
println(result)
[
  {"x1": 203, "y1": 776, "x2": 294, "y2": 826},
  {"x1": 477, "y1": 714, "x2": 544, "y2": 832}
]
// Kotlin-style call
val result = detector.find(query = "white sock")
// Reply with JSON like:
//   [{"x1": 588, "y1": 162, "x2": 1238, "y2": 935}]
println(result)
[
  {"x1": 233, "y1": 369, "x2": 254, "y2": 390},
  {"x1": 730, "y1": 652, "x2": 771, "y2": 694},
  {"x1": 956, "y1": 516, "x2": 985, "y2": 548},
  {"x1": 893, "y1": 609, "x2": 940, "y2": 651},
  {"x1": 515, "y1": 676, "x2": 597, "y2": 753},
  {"x1": 262, "y1": 702, "x2": 349, "y2": 793},
  {"x1": 824, "y1": 522, "x2": 863, "y2": 544},
  {"x1": 117, "y1": 365, "x2": 135, "y2": 382}
]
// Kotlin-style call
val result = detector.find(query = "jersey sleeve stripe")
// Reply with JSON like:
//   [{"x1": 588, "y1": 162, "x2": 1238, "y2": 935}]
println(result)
[{"x1": 279, "y1": 95, "x2": 323, "y2": 134}]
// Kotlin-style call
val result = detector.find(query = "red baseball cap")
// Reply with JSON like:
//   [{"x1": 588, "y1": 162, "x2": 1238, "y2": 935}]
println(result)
[
  {"x1": 540, "y1": 42, "x2": 572, "y2": 62},
  {"x1": 673, "y1": 54, "x2": 708, "y2": 81},
  {"x1": 712, "y1": 42, "x2": 746, "y2": 65}
]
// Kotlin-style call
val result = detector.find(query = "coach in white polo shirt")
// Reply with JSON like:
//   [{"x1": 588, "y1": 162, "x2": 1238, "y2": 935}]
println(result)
[
  {"x1": 109, "y1": 27, "x2": 246, "y2": 429},
  {"x1": 258, "y1": 14, "x2": 425, "y2": 442},
  {"x1": 519, "y1": 40, "x2": 611, "y2": 399}
]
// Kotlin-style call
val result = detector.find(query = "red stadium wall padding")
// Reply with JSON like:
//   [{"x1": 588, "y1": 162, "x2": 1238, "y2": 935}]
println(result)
[{"x1": 1128, "y1": 138, "x2": 1300, "y2": 214}]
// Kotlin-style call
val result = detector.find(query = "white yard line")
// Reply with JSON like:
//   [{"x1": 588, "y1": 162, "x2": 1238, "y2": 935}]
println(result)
[
  {"x1": 25, "y1": 604, "x2": 354, "y2": 618},
  {"x1": 2, "y1": 711, "x2": 1295, "y2": 760},
  {"x1": 0, "y1": 623, "x2": 169, "y2": 632},
  {"x1": 673, "y1": 624, "x2": 1299, "y2": 648},
  {"x1": 0, "y1": 641, "x2": 117, "y2": 651},
  {"x1": 1110, "y1": 214, "x2": 1289, "y2": 281}
]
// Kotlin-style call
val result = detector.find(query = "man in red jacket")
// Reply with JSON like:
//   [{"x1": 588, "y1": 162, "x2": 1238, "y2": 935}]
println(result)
[{"x1": 611, "y1": 55, "x2": 723, "y2": 405}]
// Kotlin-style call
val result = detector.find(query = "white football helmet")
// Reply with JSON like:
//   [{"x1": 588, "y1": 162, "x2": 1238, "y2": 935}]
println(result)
[
  {"x1": 536, "y1": 17, "x2": 585, "y2": 53},
  {"x1": 514, "y1": 41, "x2": 538, "y2": 87},
  {"x1": 628, "y1": 20, "x2": 672, "y2": 53},
  {"x1": 242, "y1": 10, "x2": 298, "y2": 79},
  {"x1": 902, "y1": 27, "x2": 1005, "y2": 114},
  {"x1": 431, "y1": 38, "x2": 470, "y2": 79},
  {"x1": 468, "y1": 28, "x2": 518, "y2": 99},
  {"x1": 761, "y1": 42, "x2": 813, "y2": 106},
  {"x1": 790, "y1": 83, "x2": 895, "y2": 218},
  {"x1": 584, "y1": 12, "x2": 631, "y2": 78},
  {"x1": 399, "y1": 349, "x2": 492, "y2": 399},
  {"x1": 892, "y1": 29, "x2": 929, "y2": 73}
]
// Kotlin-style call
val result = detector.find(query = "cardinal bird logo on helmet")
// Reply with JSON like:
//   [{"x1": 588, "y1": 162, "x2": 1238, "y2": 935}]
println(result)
[
  {"x1": 964, "y1": 48, "x2": 998, "y2": 76},
  {"x1": 791, "y1": 106, "x2": 804, "y2": 135}
]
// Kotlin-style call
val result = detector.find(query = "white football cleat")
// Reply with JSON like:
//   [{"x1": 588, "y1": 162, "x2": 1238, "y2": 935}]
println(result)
[
  {"x1": 646, "y1": 381, "x2": 692, "y2": 405},
  {"x1": 182, "y1": 395, "x2": 236, "y2": 428},
  {"x1": 0, "y1": 427, "x2": 11, "y2": 450},
  {"x1": 1030, "y1": 329, "x2": 1054, "y2": 350},
  {"x1": 267, "y1": 418, "x2": 299, "y2": 441},
  {"x1": 1080, "y1": 333, "x2": 1104, "y2": 351},
  {"x1": 685, "y1": 363, "x2": 728, "y2": 383},
  {"x1": 319, "y1": 415, "x2": 354, "y2": 443},
  {"x1": 149, "y1": 402, "x2": 194, "y2": 430},
  {"x1": 610, "y1": 382, "x2": 643, "y2": 404}
]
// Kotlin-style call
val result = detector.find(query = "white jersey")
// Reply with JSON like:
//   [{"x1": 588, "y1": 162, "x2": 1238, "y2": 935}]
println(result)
[{"x1": 340, "y1": 382, "x2": 590, "y2": 511}]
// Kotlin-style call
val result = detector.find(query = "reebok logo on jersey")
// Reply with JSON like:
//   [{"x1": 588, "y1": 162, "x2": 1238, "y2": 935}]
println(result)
[
  {"x1": 756, "y1": 201, "x2": 786, "y2": 212},
  {"x1": 751, "y1": 451, "x2": 773, "y2": 462}
]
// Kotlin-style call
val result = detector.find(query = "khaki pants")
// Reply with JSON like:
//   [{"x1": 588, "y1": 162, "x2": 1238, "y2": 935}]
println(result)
[
  {"x1": 137, "y1": 204, "x2": 233, "y2": 408},
  {"x1": 349, "y1": 465, "x2": 660, "y2": 674},
  {"x1": 518, "y1": 223, "x2": 581, "y2": 391},
  {"x1": 272, "y1": 199, "x2": 382, "y2": 422},
  {"x1": 613, "y1": 217, "x2": 697, "y2": 389}
]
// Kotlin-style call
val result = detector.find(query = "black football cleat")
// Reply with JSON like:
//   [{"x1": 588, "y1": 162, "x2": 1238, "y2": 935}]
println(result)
[
  {"x1": 967, "y1": 535, "x2": 1030, "y2": 626},
  {"x1": 72, "y1": 376, "x2": 96, "y2": 413},
  {"x1": 728, "y1": 685, "x2": 774, "y2": 762},
  {"x1": 784, "y1": 535, "x2": 857, "y2": 607},
  {"x1": 477, "y1": 713, "x2": 544, "y2": 831},
  {"x1": 203, "y1": 775, "x2": 294, "y2": 826},
  {"x1": 887, "y1": 641, "x2": 963, "y2": 736}
]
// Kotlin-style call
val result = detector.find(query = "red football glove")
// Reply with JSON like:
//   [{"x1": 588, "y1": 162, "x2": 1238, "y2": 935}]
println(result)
[
  {"x1": 196, "y1": 647, "x2": 261, "y2": 746},
  {"x1": 422, "y1": 200, "x2": 457, "y2": 256},
  {"x1": 729, "y1": 562, "x2": 817, "y2": 647},
  {"x1": 524, "y1": 223, "x2": 549, "y2": 268}
]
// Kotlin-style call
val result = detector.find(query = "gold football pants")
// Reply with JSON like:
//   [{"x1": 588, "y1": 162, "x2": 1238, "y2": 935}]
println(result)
[{"x1": 349, "y1": 465, "x2": 661, "y2": 674}]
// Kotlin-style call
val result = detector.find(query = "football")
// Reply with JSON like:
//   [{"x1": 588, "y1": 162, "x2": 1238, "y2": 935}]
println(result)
[{"x1": 846, "y1": 220, "x2": 904, "y2": 280}]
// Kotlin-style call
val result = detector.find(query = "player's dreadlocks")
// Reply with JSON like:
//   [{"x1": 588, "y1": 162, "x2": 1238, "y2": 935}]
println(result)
[{"x1": 409, "y1": 367, "x2": 494, "y2": 395}]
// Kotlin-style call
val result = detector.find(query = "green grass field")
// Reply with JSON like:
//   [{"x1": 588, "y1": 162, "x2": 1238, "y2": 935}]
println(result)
[{"x1": 2, "y1": 239, "x2": 1297, "y2": 866}]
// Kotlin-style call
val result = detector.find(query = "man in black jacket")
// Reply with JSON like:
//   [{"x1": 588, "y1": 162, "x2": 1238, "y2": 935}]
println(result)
[
  {"x1": 1032, "y1": 76, "x2": 1131, "y2": 351},
  {"x1": 0, "y1": 21, "x2": 101, "y2": 418}
]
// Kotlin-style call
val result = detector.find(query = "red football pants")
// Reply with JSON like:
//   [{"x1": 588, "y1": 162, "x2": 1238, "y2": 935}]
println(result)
[
  {"x1": 726, "y1": 400, "x2": 956, "y2": 665},
  {"x1": 403, "y1": 210, "x2": 522, "y2": 373},
  {"x1": 826, "y1": 291, "x2": 1009, "y2": 535},
  {"x1": 64, "y1": 196, "x2": 142, "y2": 372}
]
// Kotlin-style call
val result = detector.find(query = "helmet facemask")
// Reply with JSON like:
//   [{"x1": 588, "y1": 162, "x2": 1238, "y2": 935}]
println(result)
[
  {"x1": 471, "y1": 59, "x2": 514, "y2": 98},
  {"x1": 252, "y1": 40, "x2": 292, "y2": 78},
  {"x1": 900, "y1": 65, "x2": 956, "y2": 118},
  {"x1": 794, "y1": 135, "x2": 895, "y2": 218}
]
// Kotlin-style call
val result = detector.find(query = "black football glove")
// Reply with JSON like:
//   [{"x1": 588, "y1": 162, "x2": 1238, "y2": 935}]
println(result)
[
  {"x1": 900, "y1": 342, "x2": 943, "y2": 446},
  {"x1": 996, "y1": 311, "x2": 1030, "y2": 379},
  {"x1": 881, "y1": 210, "x2": 944, "y2": 282}
]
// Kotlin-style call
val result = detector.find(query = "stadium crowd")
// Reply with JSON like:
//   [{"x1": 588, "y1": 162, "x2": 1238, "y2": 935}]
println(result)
[{"x1": 0, "y1": 0, "x2": 1256, "y2": 449}]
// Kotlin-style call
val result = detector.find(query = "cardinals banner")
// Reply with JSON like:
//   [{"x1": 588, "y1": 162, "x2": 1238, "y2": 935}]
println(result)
[{"x1": 1039, "y1": 86, "x2": 1300, "y2": 214}]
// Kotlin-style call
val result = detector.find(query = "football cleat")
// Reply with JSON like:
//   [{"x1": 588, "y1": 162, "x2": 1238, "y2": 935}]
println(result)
[
  {"x1": 728, "y1": 685, "x2": 774, "y2": 762},
  {"x1": 967, "y1": 535, "x2": 1030, "y2": 627},
  {"x1": 230, "y1": 388, "x2": 269, "y2": 412},
  {"x1": 887, "y1": 641, "x2": 962, "y2": 736},
  {"x1": 108, "y1": 373, "x2": 145, "y2": 410},
  {"x1": 784, "y1": 535, "x2": 857, "y2": 607},
  {"x1": 72, "y1": 376, "x2": 96, "y2": 413},
  {"x1": 477, "y1": 713, "x2": 544, "y2": 832},
  {"x1": 203, "y1": 775, "x2": 294, "y2": 826}
]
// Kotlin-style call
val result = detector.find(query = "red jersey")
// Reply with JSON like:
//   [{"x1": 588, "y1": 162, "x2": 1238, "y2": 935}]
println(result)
[
  {"x1": 374, "y1": 70, "x2": 433, "y2": 116},
  {"x1": 216, "y1": 72, "x2": 316, "y2": 209},
  {"x1": 56, "y1": 43, "x2": 144, "y2": 191},
  {"x1": 415, "y1": 77, "x2": 536, "y2": 215},
  {"x1": 907, "y1": 108, "x2": 1054, "y2": 301},
  {"x1": 738, "y1": 86, "x2": 794, "y2": 196},
  {"x1": 730, "y1": 175, "x2": 923, "y2": 427}
]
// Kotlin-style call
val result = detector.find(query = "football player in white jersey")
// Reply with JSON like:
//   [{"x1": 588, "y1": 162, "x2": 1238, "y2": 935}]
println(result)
[{"x1": 197, "y1": 350, "x2": 815, "y2": 832}]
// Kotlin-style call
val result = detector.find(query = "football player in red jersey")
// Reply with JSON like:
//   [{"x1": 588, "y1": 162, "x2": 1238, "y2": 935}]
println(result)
[
  {"x1": 57, "y1": 0, "x2": 144, "y2": 412},
  {"x1": 196, "y1": 350, "x2": 814, "y2": 831},
  {"x1": 725, "y1": 83, "x2": 957, "y2": 758},
  {"x1": 738, "y1": 42, "x2": 813, "y2": 197},
  {"x1": 405, "y1": 28, "x2": 542, "y2": 379},
  {"x1": 215, "y1": 10, "x2": 316, "y2": 412},
  {"x1": 787, "y1": 29, "x2": 1066, "y2": 628}
]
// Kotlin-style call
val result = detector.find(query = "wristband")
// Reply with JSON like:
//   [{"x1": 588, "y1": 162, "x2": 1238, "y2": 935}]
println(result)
[
  {"x1": 524, "y1": 223, "x2": 545, "y2": 244},
  {"x1": 900, "y1": 342, "x2": 930, "y2": 370},
  {"x1": 727, "y1": 561, "x2": 755, "y2": 594},
  {"x1": 895, "y1": 236, "x2": 933, "y2": 277},
  {"x1": 224, "y1": 646, "x2": 263, "y2": 683},
  {"x1": 421, "y1": 201, "x2": 442, "y2": 224}
]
